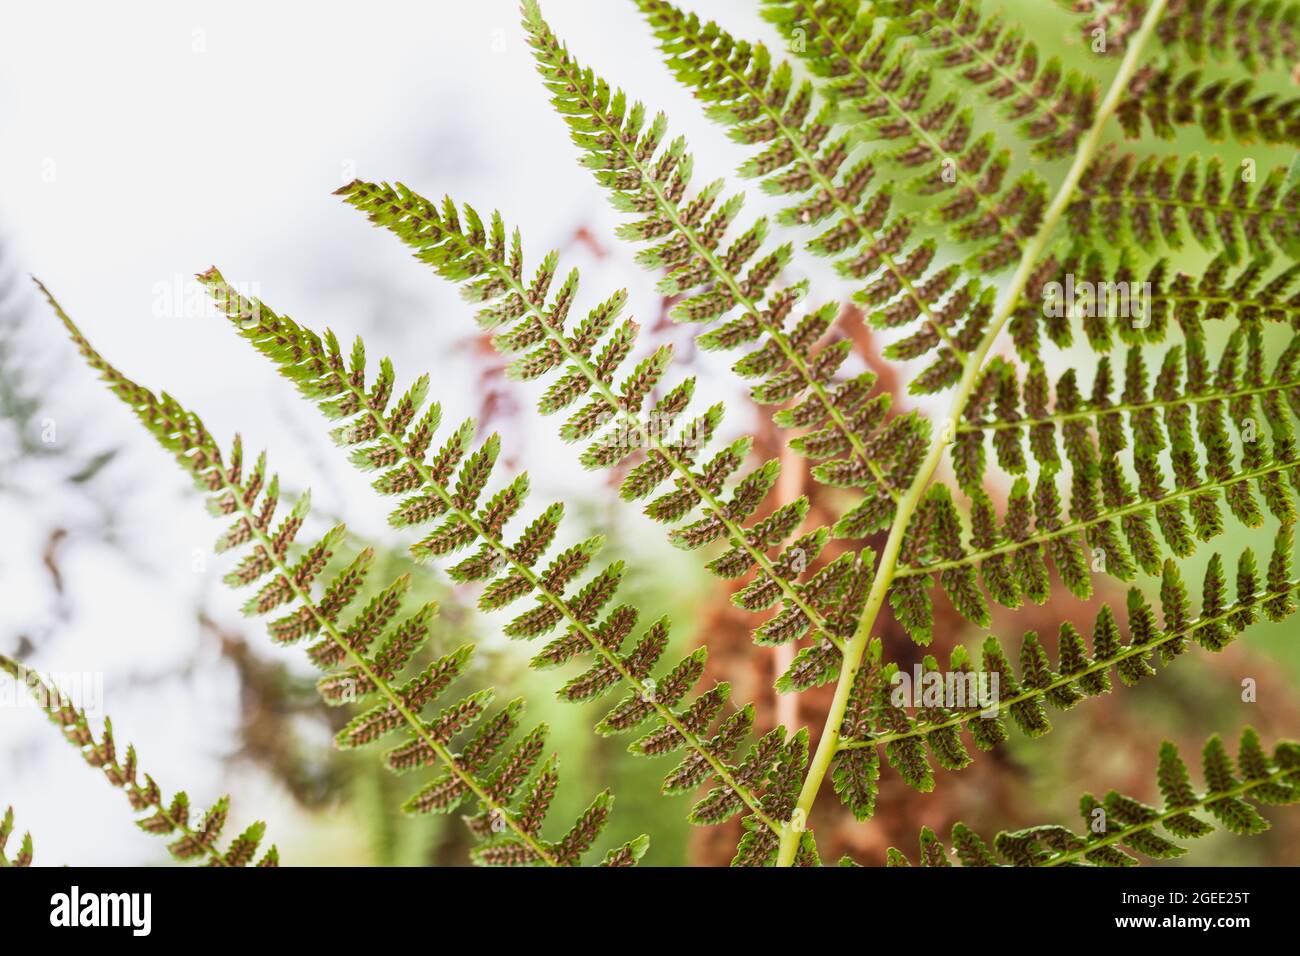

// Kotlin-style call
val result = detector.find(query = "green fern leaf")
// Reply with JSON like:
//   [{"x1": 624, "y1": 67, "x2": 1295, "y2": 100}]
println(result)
[
  {"x1": 0, "y1": 656, "x2": 278, "y2": 867},
  {"x1": 1069, "y1": 152, "x2": 1300, "y2": 261},
  {"x1": 39, "y1": 282, "x2": 628, "y2": 867}
]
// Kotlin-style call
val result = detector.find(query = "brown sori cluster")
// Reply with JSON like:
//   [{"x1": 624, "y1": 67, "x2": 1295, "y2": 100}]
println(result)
[{"x1": 1121, "y1": 63, "x2": 1300, "y2": 145}]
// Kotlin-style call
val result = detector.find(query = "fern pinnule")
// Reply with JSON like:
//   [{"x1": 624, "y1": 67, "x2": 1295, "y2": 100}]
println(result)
[
  {"x1": 198, "y1": 267, "x2": 819, "y2": 858},
  {"x1": 1154, "y1": 0, "x2": 1300, "y2": 72},
  {"x1": 881, "y1": 728, "x2": 1300, "y2": 866},
  {"x1": 0, "y1": 655, "x2": 277, "y2": 866},
  {"x1": 1008, "y1": 252, "x2": 1300, "y2": 361},
  {"x1": 831, "y1": 534, "x2": 1300, "y2": 817},
  {"x1": 38, "y1": 282, "x2": 633, "y2": 867},
  {"x1": 0, "y1": 806, "x2": 34, "y2": 867}
]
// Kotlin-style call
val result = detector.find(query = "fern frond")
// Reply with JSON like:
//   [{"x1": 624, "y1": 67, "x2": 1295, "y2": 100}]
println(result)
[
  {"x1": 1069, "y1": 149, "x2": 1300, "y2": 262},
  {"x1": 0, "y1": 806, "x2": 34, "y2": 867},
  {"x1": 337, "y1": 180, "x2": 864, "y2": 702},
  {"x1": 0, "y1": 655, "x2": 277, "y2": 866},
  {"x1": 38, "y1": 283, "x2": 629, "y2": 867},
  {"x1": 199, "y1": 269, "x2": 806, "y2": 851},
  {"x1": 760, "y1": 0, "x2": 1051, "y2": 272},
  {"x1": 1120, "y1": 62, "x2": 1300, "y2": 146},
  {"x1": 834, "y1": 538, "x2": 1298, "y2": 813},
  {"x1": 895, "y1": 306, "x2": 1300, "y2": 637},
  {"x1": 883, "y1": 728, "x2": 1300, "y2": 866},
  {"x1": 1064, "y1": 0, "x2": 1300, "y2": 75}
]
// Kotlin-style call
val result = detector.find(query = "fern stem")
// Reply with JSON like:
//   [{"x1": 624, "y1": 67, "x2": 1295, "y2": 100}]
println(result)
[
  {"x1": 304, "y1": 340, "x2": 781, "y2": 833},
  {"x1": 960, "y1": 378, "x2": 1300, "y2": 435},
  {"x1": 836, "y1": 575, "x2": 1300, "y2": 752},
  {"x1": 775, "y1": 0, "x2": 1172, "y2": 867},
  {"x1": 209, "y1": 462, "x2": 562, "y2": 865},
  {"x1": 898, "y1": 455, "x2": 1296, "y2": 578}
]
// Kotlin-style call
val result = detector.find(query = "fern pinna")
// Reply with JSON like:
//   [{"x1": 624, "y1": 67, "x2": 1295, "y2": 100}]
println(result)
[
  {"x1": 38, "y1": 283, "x2": 642, "y2": 867},
  {"x1": 832, "y1": 534, "x2": 1299, "y2": 814},
  {"x1": 0, "y1": 655, "x2": 277, "y2": 866},
  {"x1": 882, "y1": 729, "x2": 1300, "y2": 866}
]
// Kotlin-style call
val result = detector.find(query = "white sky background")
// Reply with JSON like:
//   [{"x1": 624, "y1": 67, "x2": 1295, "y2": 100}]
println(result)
[{"x1": 0, "y1": 0, "x2": 802, "y2": 864}]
